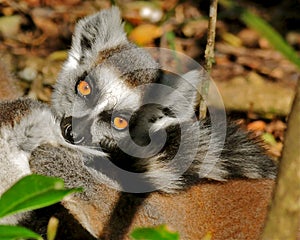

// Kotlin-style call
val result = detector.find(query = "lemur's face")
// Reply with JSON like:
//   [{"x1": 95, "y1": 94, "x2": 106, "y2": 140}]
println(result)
[
  {"x1": 52, "y1": 7, "x2": 201, "y2": 173},
  {"x1": 57, "y1": 60, "x2": 162, "y2": 153}
]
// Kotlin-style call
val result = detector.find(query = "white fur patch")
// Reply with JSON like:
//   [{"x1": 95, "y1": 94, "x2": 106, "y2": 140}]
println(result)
[
  {"x1": 144, "y1": 155, "x2": 185, "y2": 193},
  {"x1": 150, "y1": 117, "x2": 178, "y2": 133},
  {"x1": 64, "y1": 55, "x2": 79, "y2": 70},
  {"x1": 12, "y1": 151, "x2": 30, "y2": 175},
  {"x1": 15, "y1": 108, "x2": 65, "y2": 150},
  {"x1": 0, "y1": 127, "x2": 31, "y2": 196},
  {"x1": 244, "y1": 170, "x2": 262, "y2": 179},
  {"x1": 92, "y1": 66, "x2": 142, "y2": 116},
  {"x1": 0, "y1": 108, "x2": 64, "y2": 198}
]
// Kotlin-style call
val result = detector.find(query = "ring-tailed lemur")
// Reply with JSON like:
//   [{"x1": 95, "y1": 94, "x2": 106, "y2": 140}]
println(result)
[{"x1": 0, "y1": 6, "x2": 277, "y2": 239}]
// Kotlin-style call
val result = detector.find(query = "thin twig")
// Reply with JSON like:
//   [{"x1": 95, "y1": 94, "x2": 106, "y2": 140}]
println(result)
[
  {"x1": 200, "y1": 0, "x2": 218, "y2": 119},
  {"x1": 205, "y1": 0, "x2": 218, "y2": 72}
]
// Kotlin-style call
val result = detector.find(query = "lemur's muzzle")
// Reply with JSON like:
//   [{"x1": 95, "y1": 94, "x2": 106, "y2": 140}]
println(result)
[{"x1": 60, "y1": 116, "x2": 93, "y2": 145}]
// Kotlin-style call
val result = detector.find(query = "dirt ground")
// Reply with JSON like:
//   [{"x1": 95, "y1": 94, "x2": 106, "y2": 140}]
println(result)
[{"x1": 0, "y1": 0, "x2": 299, "y2": 160}]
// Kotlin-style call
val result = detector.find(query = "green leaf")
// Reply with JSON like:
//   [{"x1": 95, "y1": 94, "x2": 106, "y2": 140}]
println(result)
[
  {"x1": 0, "y1": 174, "x2": 82, "y2": 218},
  {"x1": 124, "y1": 22, "x2": 134, "y2": 35},
  {"x1": 0, "y1": 225, "x2": 42, "y2": 240},
  {"x1": 130, "y1": 225, "x2": 180, "y2": 240},
  {"x1": 166, "y1": 31, "x2": 176, "y2": 51},
  {"x1": 261, "y1": 132, "x2": 277, "y2": 146}
]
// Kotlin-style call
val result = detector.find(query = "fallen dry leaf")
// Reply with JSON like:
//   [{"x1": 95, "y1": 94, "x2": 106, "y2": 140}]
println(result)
[
  {"x1": 182, "y1": 19, "x2": 208, "y2": 38},
  {"x1": 129, "y1": 24, "x2": 162, "y2": 45},
  {"x1": 266, "y1": 142, "x2": 283, "y2": 159},
  {"x1": 247, "y1": 120, "x2": 267, "y2": 132},
  {"x1": 237, "y1": 28, "x2": 260, "y2": 47},
  {"x1": 25, "y1": 0, "x2": 80, "y2": 7},
  {"x1": 0, "y1": 15, "x2": 22, "y2": 38},
  {"x1": 32, "y1": 13, "x2": 59, "y2": 37}
]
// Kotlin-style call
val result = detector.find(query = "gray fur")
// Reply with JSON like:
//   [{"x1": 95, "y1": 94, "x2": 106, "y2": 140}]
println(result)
[{"x1": 63, "y1": 6, "x2": 127, "y2": 70}]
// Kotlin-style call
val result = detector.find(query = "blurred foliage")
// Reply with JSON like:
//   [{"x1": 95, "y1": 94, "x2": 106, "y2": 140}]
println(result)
[
  {"x1": 0, "y1": 174, "x2": 81, "y2": 240},
  {"x1": 130, "y1": 225, "x2": 180, "y2": 240},
  {"x1": 220, "y1": 0, "x2": 300, "y2": 69}
]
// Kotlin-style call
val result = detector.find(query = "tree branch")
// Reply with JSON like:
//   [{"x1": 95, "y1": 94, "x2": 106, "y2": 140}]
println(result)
[{"x1": 262, "y1": 77, "x2": 300, "y2": 239}]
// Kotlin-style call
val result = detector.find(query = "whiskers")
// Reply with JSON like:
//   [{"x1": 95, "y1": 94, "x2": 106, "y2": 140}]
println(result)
[
  {"x1": 69, "y1": 143, "x2": 107, "y2": 157},
  {"x1": 98, "y1": 138, "x2": 118, "y2": 154}
]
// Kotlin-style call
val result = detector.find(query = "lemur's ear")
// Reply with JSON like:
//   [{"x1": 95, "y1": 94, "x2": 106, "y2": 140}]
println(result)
[
  {"x1": 64, "y1": 6, "x2": 128, "y2": 70},
  {"x1": 145, "y1": 70, "x2": 205, "y2": 131}
]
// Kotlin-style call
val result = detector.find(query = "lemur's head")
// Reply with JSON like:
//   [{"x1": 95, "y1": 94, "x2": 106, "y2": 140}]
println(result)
[{"x1": 52, "y1": 7, "x2": 203, "y2": 174}]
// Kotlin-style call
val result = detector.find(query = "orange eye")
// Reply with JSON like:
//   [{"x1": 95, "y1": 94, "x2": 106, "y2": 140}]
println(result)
[
  {"x1": 77, "y1": 80, "x2": 91, "y2": 96},
  {"x1": 113, "y1": 116, "x2": 128, "y2": 130}
]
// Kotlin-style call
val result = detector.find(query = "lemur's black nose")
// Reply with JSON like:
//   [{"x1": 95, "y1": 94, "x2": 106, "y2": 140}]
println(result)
[
  {"x1": 60, "y1": 116, "x2": 75, "y2": 144},
  {"x1": 60, "y1": 116, "x2": 92, "y2": 145}
]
